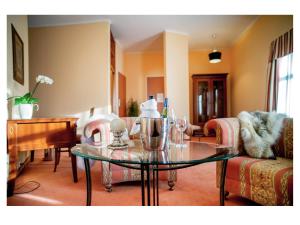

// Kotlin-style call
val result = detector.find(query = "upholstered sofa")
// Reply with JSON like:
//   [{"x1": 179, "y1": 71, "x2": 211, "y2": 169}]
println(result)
[
  {"x1": 81, "y1": 117, "x2": 177, "y2": 192},
  {"x1": 204, "y1": 117, "x2": 293, "y2": 206}
]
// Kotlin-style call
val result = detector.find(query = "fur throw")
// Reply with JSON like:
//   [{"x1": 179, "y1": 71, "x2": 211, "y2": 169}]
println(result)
[{"x1": 237, "y1": 111, "x2": 286, "y2": 159}]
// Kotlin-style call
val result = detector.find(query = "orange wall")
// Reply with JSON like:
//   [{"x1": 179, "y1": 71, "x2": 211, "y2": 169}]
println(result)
[
  {"x1": 124, "y1": 51, "x2": 164, "y2": 104},
  {"x1": 189, "y1": 49, "x2": 232, "y2": 120},
  {"x1": 231, "y1": 15, "x2": 293, "y2": 116},
  {"x1": 29, "y1": 22, "x2": 111, "y2": 119},
  {"x1": 124, "y1": 48, "x2": 232, "y2": 120}
]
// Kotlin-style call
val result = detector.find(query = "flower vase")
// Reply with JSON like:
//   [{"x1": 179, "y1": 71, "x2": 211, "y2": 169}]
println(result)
[{"x1": 14, "y1": 104, "x2": 39, "y2": 119}]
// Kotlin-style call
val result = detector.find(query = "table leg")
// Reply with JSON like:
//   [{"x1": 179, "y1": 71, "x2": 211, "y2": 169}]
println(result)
[
  {"x1": 141, "y1": 164, "x2": 145, "y2": 206},
  {"x1": 7, "y1": 179, "x2": 15, "y2": 197},
  {"x1": 220, "y1": 159, "x2": 228, "y2": 206},
  {"x1": 152, "y1": 165, "x2": 160, "y2": 206},
  {"x1": 156, "y1": 167, "x2": 159, "y2": 206},
  {"x1": 152, "y1": 165, "x2": 156, "y2": 206},
  {"x1": 146, "y1": 165, "x2": 151, "y2": 206},
  {"x1": 30, "y1": 151, "x2": 35, "y2": 162},
  {"x1": 84, "y1": 158, "x2": 92, "y2": 206},
  {"x1": 54, "y1": 148, "x2": 59, "y2": 172},
  {"x1": 71, "y1": 154, "x2": 78, "y2": 183},
  {"x1": 43, "y1": 149, "x2": 53, "y2": 161}
]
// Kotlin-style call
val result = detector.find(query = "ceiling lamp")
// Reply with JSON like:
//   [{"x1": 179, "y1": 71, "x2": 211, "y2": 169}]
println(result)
[
  {"x1": 209, "y1": 34, "x2": 222, "y2": 64},
  {"x1": 209, "y1": 50, "x2": 222, "y2": 63}
]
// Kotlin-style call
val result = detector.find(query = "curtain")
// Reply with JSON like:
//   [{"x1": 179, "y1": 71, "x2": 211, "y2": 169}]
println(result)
[{"x1": 266, "y1": 29, "x2": 293, "y2": 112}]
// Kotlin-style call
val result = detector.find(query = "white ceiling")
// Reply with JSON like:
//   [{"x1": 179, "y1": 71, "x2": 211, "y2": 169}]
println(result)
[{"x1": 28, "y1": 15, "x2": 258, "y2": 52}]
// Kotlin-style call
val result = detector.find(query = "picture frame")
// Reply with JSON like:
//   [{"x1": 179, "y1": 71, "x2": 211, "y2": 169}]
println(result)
[{"x1": 12, "y1": 24, "x2": 24, "y2": 85}]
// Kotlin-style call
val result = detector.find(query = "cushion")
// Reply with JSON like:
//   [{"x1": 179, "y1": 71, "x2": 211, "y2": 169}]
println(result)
[{"x1": 226, "y1": 156, "x2": 293, "y2": 205}]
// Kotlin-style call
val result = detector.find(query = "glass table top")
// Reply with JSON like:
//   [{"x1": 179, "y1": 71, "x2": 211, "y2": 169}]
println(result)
[{"x1": 71, "y1": 140, "x2": 236, "y2": 166}]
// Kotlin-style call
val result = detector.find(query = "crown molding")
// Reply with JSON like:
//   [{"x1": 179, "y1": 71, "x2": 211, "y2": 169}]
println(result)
[
  {"x1": 29, "y1": 18, "x2": 111, "y2": 28},
  {"x1": 164, "y1": 29, "x2": 189, "y2": 36}
]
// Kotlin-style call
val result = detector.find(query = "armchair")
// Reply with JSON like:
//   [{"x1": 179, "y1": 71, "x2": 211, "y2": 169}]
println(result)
[{"x1": 204, "y1": 117, "x2": 293, "y2": 206}]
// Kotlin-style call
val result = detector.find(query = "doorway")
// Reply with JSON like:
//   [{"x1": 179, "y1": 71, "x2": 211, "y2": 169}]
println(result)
[{"x1": 147, "y1": 76, "x2": 164, "y2": 112}]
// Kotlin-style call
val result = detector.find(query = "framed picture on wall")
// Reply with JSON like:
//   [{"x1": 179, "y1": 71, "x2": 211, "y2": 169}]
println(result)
[{"x1": 12, "y1": 24, "x2": 24, "y2": 85}]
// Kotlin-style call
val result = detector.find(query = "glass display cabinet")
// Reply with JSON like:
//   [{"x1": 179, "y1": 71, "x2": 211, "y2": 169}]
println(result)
[{"x1": 192, "y1": 74, "x2": 227, "y2": 135}]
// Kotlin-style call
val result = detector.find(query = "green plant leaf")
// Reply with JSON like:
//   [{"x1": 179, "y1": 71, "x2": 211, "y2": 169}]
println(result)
[
  {"x1": 23, "y1": 92, "x2": 32, "y2": 100},
  {"x1": 127, "y1": 98, "x2": 139, "y2": 117},
  {"x1": 14, "y1": 94, "x2": 39, "y2": 105},
  {"x1": 14, "y1": 96, "x2": 27, "y2": 105},
  {"x1": 28, "y1": 98, "x2": 39, "y2": 104},
  {"x1": 14, "y1": 97, "x2": 22, "y2": 105}
]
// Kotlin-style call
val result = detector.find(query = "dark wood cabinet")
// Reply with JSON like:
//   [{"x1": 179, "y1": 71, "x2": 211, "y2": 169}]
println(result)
[
  {"x1": 110, "y1": 31, "x2": 116, "y2": 73},
  {"x1": 192, "y1": 74, "x2": 227, "y2": 134},
  {"x1": 110, "y1": 32, "x2": 116, "y2": 109}
]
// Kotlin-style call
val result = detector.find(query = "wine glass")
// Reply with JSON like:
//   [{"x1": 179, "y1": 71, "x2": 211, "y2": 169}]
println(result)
[
  {"x1": 168, "y1": 108, "x2": 176, "y2": 145},
  {"x1": 175, "y1": 116, "x2": 187, "y2": 148}
]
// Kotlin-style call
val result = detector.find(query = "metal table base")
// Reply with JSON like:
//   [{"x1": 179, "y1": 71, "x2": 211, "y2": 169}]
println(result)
[{"x1": 82, "y1": 158, "x2": 228, "y2": 206}]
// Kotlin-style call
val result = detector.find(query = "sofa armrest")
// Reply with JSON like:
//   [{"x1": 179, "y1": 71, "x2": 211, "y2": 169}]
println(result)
[
  {"x1": 204, "y1": 118, "x2": 243, "y2": 154},
  {"x1": 204, "y1": 118, "x2": 244, "y2": 188},
  {"x1": 81, "y1": 120, "x2": 111, "y2": 145}
]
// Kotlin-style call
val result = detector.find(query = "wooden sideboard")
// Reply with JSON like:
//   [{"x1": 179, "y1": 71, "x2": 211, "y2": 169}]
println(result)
[{"x1": 7, "y1": 118, "x2": 78, "y2": 196}]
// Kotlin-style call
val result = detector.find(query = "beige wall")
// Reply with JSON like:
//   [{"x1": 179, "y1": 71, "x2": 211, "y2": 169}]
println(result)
[
  {"x1": 29, "y1": 22, "x2": 111, "y2": 124},
  {"x1": 112, "y1": 42, "x2": 124, "y2": 114},
  {"x1": 7, "y1": 15, "x2": 29, "y2": 118},
  {"x1": 189, "y1": 49, "x2": 232, "y2": 120},
  {"x1": 124, "y1": 51, "x2": 164, "y2": 104},
  {"x1": 164, "y1": 31, "x2": 189, "y2": 120},
  {"x1": 231, "y1": 15, "x2": 293, "y2": 116}
]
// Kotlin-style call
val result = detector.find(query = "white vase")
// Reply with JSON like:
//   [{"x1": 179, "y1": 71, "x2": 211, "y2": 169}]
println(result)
[{"x1": 15, "y1": 104, "x2": 39, "y2": 119}]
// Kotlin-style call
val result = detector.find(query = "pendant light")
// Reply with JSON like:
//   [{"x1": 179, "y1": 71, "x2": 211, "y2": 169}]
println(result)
[{"x1": 209, "y1": 34, "x2": 222, "y2": 63}]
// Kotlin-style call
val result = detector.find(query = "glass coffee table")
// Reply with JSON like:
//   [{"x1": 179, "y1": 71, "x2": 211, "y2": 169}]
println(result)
[{"x1": 71, "y1": 140, "x2": 236, "y2": 206}]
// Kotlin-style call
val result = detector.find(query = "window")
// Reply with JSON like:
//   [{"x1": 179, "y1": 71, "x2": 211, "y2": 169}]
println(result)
[{"x1": 276, "y1": 53, "x2": 293, "y2": 117}]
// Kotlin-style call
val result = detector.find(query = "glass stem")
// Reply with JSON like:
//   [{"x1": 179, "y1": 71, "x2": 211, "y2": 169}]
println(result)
[{"x1": 180, "y1": 131, "x2": 184, "y2": 146}]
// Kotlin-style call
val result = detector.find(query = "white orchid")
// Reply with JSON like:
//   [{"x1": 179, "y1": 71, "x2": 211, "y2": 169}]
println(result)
[
  {"x1": 11, "y1": 74, "x2": 54, "y2": 105},
  {"x1": 31, "y1": 74, "x2": 54, "y2": 98},
  {"x1": 36, "y1": 75, "x2": 54, "y2": 85}
]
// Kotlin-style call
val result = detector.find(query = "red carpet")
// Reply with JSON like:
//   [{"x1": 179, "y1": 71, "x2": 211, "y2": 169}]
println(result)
[{"x1": 7, "y1": 138, "x2": 257, "y2": 206}]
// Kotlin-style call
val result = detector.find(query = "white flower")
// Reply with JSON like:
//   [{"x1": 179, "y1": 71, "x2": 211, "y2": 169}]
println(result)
[{"x1": 36, "y1": 75, "x2": 54, "y2": 85}]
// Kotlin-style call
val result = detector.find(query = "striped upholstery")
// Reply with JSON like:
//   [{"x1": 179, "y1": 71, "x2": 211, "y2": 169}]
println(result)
[
  {"x1": 226, "y1": 156, "x2": 293, "y2": 206},
  {"x1": 82, "y1": 120, "x2": 112, "y2": 146},
  {"x1": 204, "y1": 118, "x2": 293, "y2": 205},
  {"x1": 204, "y1": 118, "x2": 243, "y2": 154},
  {"x1": 204, "y1": 118, "x2": 244, "y2": 187},
  {"x1": 273, "y1": 118, "x2": 293, "y2": 159}
]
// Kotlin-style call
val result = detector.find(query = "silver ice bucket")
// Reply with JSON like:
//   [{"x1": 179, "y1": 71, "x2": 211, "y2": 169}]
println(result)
[{"x1": 139, "y1": 117, "x2": 169, "y2": 151}]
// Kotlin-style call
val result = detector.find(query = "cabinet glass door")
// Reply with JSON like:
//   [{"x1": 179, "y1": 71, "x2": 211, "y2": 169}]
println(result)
[
  {"x1": 213, "y1": 80, "x2": 225, "y2": 118},
  {"x1": 197, "y1": 81, "x2": 209, "y2": 123}
]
